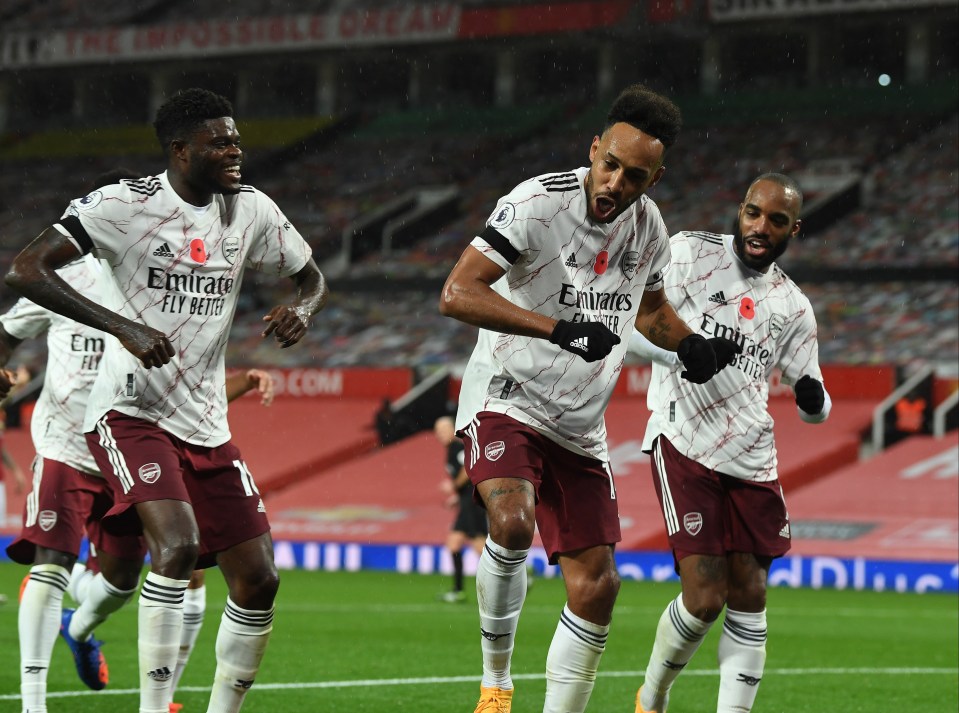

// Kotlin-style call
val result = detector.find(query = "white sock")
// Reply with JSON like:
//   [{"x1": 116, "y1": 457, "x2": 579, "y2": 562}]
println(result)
[
  {"x1": 207, "y1": 597, "x2": 274, "y2": 713},
  {"x1": 717, "y1": 609, "x2": 767, "y2": 713},
  {"x1": 476, "y1": 536, "x2": 529, "y2": 690},
  {"x1": 543, "y1": 604, "x2": 609, "y2": 713},
  {"x1": 19, "y1": 564, "x2": 70, "y2": 713},
  {"x1": 640, "y1": 593, "x2": 714, "y2": 712},
  {"x1": 171, "y1": 584, "x2": 206, "y2": 695},
  {"x1": 138, "y1": 572, "x2": 189, "y2": 713},
  {"x1": 69, "y1": 573, "x2": 137, "y2": 642},
  {"x1": 66, "y1": 562, "x2": 94, "y2": 605}
]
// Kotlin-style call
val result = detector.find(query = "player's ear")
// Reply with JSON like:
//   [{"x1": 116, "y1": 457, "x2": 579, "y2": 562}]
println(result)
[
  {"x1": 790, "y1": 218, "x2": 802, "y2": 237},
  {"x1": 169, "y1": 138, "x2": 188, "y2": 163},
  {"x1": 647, "y1": 164, "x2": 666, "y2": 189},
  {"x1": 588, "y1": 135, "x2": 601, "y2": 162}
]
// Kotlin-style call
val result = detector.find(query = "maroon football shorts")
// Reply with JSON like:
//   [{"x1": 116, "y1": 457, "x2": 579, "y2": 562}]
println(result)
[
  {"x1": 459, "y1": 411, "x2": 621, "y2": 564},
  {"x1": 6, "y1": 457, "x2": 146, "y2": 565},
  {"x1": 85, "y1": 411, "x2": 271, "y2": 568},
  {"x1": 649, "y1": 435, "x2": 791, "y2": 562}
]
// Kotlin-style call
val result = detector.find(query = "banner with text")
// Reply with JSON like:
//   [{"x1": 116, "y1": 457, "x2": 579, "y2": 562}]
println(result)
[
  {"x1": 709, "y1": 0, "x2": 952, "y2": 23},
  {"x1": 232, "y1": 367, "x2": 412, "y2": 400}
]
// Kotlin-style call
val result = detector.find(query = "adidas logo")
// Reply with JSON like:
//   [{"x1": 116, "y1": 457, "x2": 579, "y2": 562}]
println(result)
[
  {"x1": 147, "y1": 666, "x2": 173, "y2": 681},
  {"x1": 257, "y1": 499, "x2": 266, "y2": 513},
  {"x1": 570, "y1": 337, "x2": 589, "y2": 353},
  {"x1": 708, "y1": 291, "x2": 727, "y2": 305},
  {"x1": 564, "y1": 254, "x2": 578, "y2": 268},
  {"x1": 779, "y1": 523, "x2": 790, "y2": 538},
  {"x1": 153, "y1": 243, "x2": 174, "y2": 257}
]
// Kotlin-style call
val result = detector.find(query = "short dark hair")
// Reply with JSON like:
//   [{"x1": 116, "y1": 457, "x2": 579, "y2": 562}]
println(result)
[
  {"x1": 153, "y1": 88, "x2": 233, "y2": 154},
  {"x1": 604, "y1": 84, "x2": 682, "y2": 149},
  {"x1": 750, "y1": 172, "x2": 804, "y2": 212}
]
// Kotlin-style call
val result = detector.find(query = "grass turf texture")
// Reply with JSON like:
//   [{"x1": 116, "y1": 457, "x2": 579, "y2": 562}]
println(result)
[{"x1": 0, "y1": 562, "x2": 956, "y2": 712}]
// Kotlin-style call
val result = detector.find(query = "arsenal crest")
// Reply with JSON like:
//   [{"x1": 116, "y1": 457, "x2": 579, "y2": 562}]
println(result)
[
  {"x1": 485, "y1": 441, "x2": 506, "y2": 461},
  {"x1": 683, "y1": 512, "x2": 703, "y2": 536},
  {"x1": 769, "y1": 313, "x2": 785, "y2": 339},
  {"x1": 38, "y1": 510, "x2": 58, "y2": 532},
  {"x1": 620, "y1": 251, "x2": 639, "y2": 278},
  {"x1": 223, "y1": 236, "x2": 240, "y2": 265}
]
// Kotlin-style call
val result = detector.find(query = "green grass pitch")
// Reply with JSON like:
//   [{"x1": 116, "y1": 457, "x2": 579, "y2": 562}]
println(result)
[{"x1": 0, "y1": 562, "x2": 956, "y2": 712}]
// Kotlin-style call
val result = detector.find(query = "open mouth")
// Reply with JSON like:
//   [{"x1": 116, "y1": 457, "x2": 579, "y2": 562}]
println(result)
[
  {"x1": 223, "y1": 165, "x2": 242, "y2": 183},
  {"x1": 744, "y1": 236, "x2": 769, "y2": 258},
  {"x1": 594, "y1": 195, "x2": 616, "y2": 221}
]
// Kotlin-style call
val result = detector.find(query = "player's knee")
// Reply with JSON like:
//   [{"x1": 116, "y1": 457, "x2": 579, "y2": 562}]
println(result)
[
  {"x1": 682, "y1": 588, "x2": 727, "y2": 622},
  {"x1": 487, "y1": 508, "x2": 535, "y2": 550},
  {"x1": 230, "y1": 565, "x2": 280, "y2": 609},
  {"x1": 727, "y1": 579, "x2": 767, "y2": 612},
  {"x1": 105, "y1": 566, "x2": 142, "y2": 592},
  {"x1": 152, "y1": 538, "x2": 200, "y2": 579},
  {"x1": 567, "y1": 567, "x2": 620, "y2": 622},
  {"x1": 592, "y1": 566, "x2": 621, "y2": 607}
]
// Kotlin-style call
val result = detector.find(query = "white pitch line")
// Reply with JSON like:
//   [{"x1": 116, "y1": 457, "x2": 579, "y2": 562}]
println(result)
[{"x1": 0, "y1": 667, "x2": 955, "y2": 701}]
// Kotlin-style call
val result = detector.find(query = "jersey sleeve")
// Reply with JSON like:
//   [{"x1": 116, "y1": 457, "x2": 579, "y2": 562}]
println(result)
[
  {"x1": 646, "y1": 227, "x2": 671, "y2": 291},
  {"x1": 0, "y1": 297, "x2": 52, "y2": 340},
  {"x1": 775, "y1": 294, "x2": 824, "y2": 386},
  {"x1": 469, "y1": 178, "x2": 544, "y2": 271},
  {"x1": 245, "y1": 189, "x2": 312, "y2": 278},
  {"x1": 659, "y1": 232, "x2": 694, "y2": 297},
  {"x1": 54, "y1": 184, "x2": 131, "y2": 260},
  {"x1": 628, "y1": 331, "x2": 680, "y2": 367}
]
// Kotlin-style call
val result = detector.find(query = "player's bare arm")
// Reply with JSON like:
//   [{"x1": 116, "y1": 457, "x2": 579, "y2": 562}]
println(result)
[
  {"x1": 633, "y1": 287, "x2": 693, "y2": 350},
  {"x1": 440, "y1": 245, "x2": 557, "y2": 338},
  {"x1": 261, "y1": 258, "x2": 328, "y2": 348},
  {"x1": 225, "y1": 368, "x2": 275, "y2": 405},
  {"x1": 0, "y1": 326, "x2": 23, "y2": 370},
  {"x1": 5, "y1": 228, "x2": 174, "y2": 368}
]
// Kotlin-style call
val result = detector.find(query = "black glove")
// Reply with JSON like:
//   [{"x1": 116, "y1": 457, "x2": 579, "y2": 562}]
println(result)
[
  {"x1": 708, "y1": 337, "x2": 743, "y2": 372},
  {"x1": 549, "y1": 320, "x2": 621, "y2": 363},
  {"x1": 794, "y1": 375, "x2": 825, "y2": 414},
  {"x1": 677, "y1": 334, "x2": 718, "y2": 384}
]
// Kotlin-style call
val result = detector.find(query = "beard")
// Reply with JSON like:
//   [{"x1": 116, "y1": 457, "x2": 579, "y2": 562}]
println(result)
[{"x1": 733, "y1": 226, "x2": 790, "y2": 271}]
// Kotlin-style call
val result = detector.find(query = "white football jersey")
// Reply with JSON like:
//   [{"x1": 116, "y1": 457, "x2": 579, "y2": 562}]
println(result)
[
  {"x1": 642, "y1": 231, "x2": 824, "y2": 481},
  {"x1": 54, "y1": 171, "x2": 311, "y2": 446},
  {"x1": 0, "y1": 255, "x2": 103, "y2": 474},
  {"x1": 456, "y1": 167, "x2": 671, "y2": 461}
]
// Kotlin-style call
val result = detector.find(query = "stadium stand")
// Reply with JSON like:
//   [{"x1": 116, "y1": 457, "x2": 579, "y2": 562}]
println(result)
[{"x1": 786, "y1": 435, "x2": 958, "y2": 562}]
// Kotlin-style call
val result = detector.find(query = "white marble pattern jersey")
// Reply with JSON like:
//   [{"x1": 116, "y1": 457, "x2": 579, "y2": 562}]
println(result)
[
  {"x1": 642, "y1": 231, "x2": 824, "y2": 481},
  {"x1": 54, "y1": 171, "x2": 311, "y2": 446},
  {"x1": 456, "y1": 167, "x2": 671, "y2": 462},
  {"x1": 0, "y1": 255, "x2": 103, "y2": 474}
]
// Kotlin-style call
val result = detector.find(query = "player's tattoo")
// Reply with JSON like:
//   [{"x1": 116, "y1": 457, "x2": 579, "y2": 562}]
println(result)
[
  {"x1": 645, "y1": 311, "x2": 672, "y2": 345},
  {"x1": 695, "y1": 555, "x2": 727, "y2": 584},
  {"x1": 485, "y1": 481, "x2": 534, "y2": 502}
]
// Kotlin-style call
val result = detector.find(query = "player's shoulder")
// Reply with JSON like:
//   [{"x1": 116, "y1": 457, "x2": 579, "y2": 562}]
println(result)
[
  {"x1": 530, "y1": 169, "x2": 582, "y2": 193},
  {"x1": 506, "y1": 168, "x2": 584, "y2": 205},
  {"x1": 672, "y1": 230, "x2": 727, "y2": 247},
  {"x1": 90, "y1": 175, "x2": 163, "y2": 203},
  {"x1": 226, "y1": 183, "x2": 273, "y2": 210},
  {"x1": 668, "y1": 230, "x2": 728, "y2": 259},
  {"x1": 119, "y1": 175, "x2": 163, "y2": 198},
  {"x1": 769, "y1": 263, "x2": 811, "y2": 302}
]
